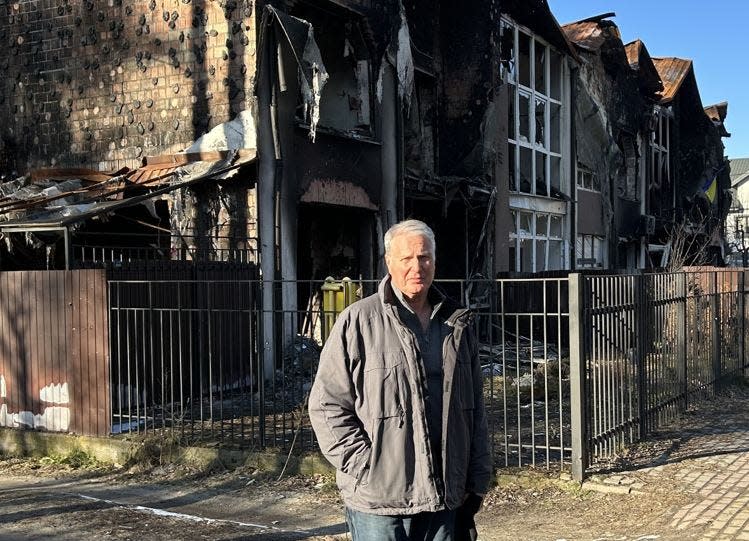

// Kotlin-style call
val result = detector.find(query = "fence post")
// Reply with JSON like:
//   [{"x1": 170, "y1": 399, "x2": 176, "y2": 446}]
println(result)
[
  {"x1": 676, "y1": 273, "x2": 687, "y2": 410},
  {"x1": 568, "y1": 273, "x2": 588, "y2": 482},
  {"x1": 635, "y1": 273, "x2": 648, "y2": 437},
  {"x1": 740, "y1": 271, "x2": 747, "y2": 377},
  {"x1": 711, "y1": 271, "x2": 722, "y2": 391}
]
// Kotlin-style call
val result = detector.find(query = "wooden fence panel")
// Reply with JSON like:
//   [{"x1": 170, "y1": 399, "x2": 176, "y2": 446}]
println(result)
[{"x1": 0, "y1": 270, "x2": 109, "y2": 436}]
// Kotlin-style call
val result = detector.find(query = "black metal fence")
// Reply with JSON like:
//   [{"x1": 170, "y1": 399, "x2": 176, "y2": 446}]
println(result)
[
  {"x1": 568, "y1": 269, "x2": 749, "y2": 479},
  {"x1": 106, "y1": 268, "x2": 749, "y2": 478}
]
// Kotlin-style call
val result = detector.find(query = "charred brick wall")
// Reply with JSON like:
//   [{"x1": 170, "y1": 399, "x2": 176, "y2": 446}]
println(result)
[{"x1": 0, "y1": 0, "x2": 256, "y2": 173}]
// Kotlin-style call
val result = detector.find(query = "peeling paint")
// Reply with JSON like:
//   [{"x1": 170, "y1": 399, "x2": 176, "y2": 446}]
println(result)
[
  {"x1": 0, "y1": 403, "x2": 70, "y2": 432},
  {"x1": 39, "y1": 382, "x2": 69, "y2": 405}
]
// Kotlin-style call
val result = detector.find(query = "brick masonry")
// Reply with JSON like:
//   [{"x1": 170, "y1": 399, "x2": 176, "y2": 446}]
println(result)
[{"x1": 0, "y1": 0, "x2": 257, "y2": 173}]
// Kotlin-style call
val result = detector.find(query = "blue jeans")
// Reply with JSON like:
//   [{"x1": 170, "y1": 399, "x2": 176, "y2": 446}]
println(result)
[{"x1": 345, "y1": 507, "x2": 457, "y2": 541}]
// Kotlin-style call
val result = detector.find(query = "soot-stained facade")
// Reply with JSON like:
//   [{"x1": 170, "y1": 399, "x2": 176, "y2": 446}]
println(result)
[{"x1": 0, "y1": 1, "x2": 732, "y2": 280}]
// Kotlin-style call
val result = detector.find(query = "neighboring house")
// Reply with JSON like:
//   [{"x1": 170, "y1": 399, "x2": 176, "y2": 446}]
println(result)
[
  {"x1": 726, "y1": 158, "x2": 749, "y2": 260},
  {"x1": 562, "y1": 16, "x2": 659, "y2": 270},
  {"x1": 560, "y1": 14, "x2": 730, "y2": 270},
  {"x1": 644, "y1": 57, "x2": 730, "y2": 267}
]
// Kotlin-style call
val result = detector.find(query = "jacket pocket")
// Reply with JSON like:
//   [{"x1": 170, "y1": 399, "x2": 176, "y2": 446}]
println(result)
[
  {"x1": 358, "y1": 351, "x2": 409, "y2": 499},
  {"x1": 364, "y1": 350, "x2": 406, "y2": 420}
]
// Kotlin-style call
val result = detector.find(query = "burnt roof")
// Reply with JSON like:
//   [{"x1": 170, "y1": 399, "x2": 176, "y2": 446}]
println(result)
[
  {"x1": 704, "y1": 102, "x2": 730, "y2": 137},
  {"x1": 501, "y1": 0, "x2": 579, "y2": 61},
  {"x1": 623, "y1": 39, "x2": 663, "y2": 97},
  {"x1": 652, "y1": 57, "x2": 693, "y2": 104},
  {"x1": 561, "y1": 18, "x2": 619, "y2": 52}
]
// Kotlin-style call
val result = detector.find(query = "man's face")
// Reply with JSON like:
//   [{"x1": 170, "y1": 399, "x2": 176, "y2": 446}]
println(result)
[{"x1": 385, "y1": 233, "x2": 435, "y2": 300}]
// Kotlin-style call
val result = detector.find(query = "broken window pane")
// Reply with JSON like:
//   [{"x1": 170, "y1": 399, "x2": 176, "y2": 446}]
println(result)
[
  {"x1": 536, "y1": 214, "x2": 549, "y2": 237},
  {"x1": 519, "y1": 31, "x2": 531, "y2": 87},
  {"x1": 519, "y1": 91, "x2": 530, "y2": 143},
  {"x1": 550, "y1": 215, "x2": 563, "y2": 238},
  {"x1": 500, "y1": 20, "x2": 516, "y2": 82},
  {"x1": 535, "y1": 40, "x2": 546, "y2": 94},
  {"x1": 520, "y1": 147, "x2": 532, "y2": 193},
  {"x1": 535, "y1": 97, "x2": 546, "y2": 147},
  {"x1": 508, "y1": 143, "x2": 516, "y2": 191},
  {"x1": 550, "y1": 156, "x2": 561, "y2": 194},
  {"x1": 535, "y1": 240, "x2": 547, "y2": 272},
  {"x1": 549, "y1": 102, "x2": 561, "y2": 153},
  {"x1": 535, "y1": 152, "x2": 547, "y2": 196},
  {"x1": 508, "y1": 87, "x2": 516, "y2": 140},
  {"x1": 520, "y1": 238, "x2": 533, "y2": 271},
  {"x1": 548, "y1": 240, "x2": 563, "y2": 270},
  {"x1": 549, "y1": 49, "x2": 562, "y2": 101},
  {"x1": 519, "y1": 211, "x2": 533, "y2": 236},
  {"x1": 300, "y1": 8, "x2": 373, "y2": 134},
  {"x1": 660, "y1": 153, "x2": 669, "y2": 187}
]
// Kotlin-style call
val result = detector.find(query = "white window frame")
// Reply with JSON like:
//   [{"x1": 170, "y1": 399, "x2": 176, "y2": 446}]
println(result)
[
  {"x1": 576, "y1": 233, "x2": 606, "y2": 268},
  {"x1": 502, "y1": 16, "x2": 571, "y2": 272},
  {"x1": 502, "y1": 17, "x2": 565, "y2": 199},
  {"x1": 510, "y1": 209, "x2": 566, "y2": 272},
  {"x1": 576, "y1": 164, "x2": 600, "y2": 192},
  {"x1": 649, "y1": 105, "x2": 673, "y2": 211}
]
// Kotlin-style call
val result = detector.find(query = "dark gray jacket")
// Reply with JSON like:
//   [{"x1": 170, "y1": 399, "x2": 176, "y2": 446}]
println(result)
[{"x1": 309, "y1": 276, "x2": 491, "y2": 515}]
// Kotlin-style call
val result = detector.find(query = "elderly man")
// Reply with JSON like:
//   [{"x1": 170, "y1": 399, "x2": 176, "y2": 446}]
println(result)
[{"x1": 309, "y1": 219, "x2": 491, "y2": 541}]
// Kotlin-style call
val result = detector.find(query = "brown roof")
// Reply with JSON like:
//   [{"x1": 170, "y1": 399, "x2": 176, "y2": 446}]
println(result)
[
  {"x1": 652, "y1": 57, "x2": 693, "y2": 103},
  {"x1": 624, "y1": 39, "x2": 643, "y2": 67},
  {"x1": 127, "y1": 149, "x2": 257, "y2": 184},
  {"x1": 0, "y1": 149, "x2": 257, "y2": 228},
  {"x1": 562, "y1": 21, "x2": 606, "y2": 51},
  {"x1": 704, "y1": 101, "x2": 730, "y2": 137},
  {"x1": 624, "y1": 39, "x2": 664, "y2": 96},
  {"x1": 704, "y1": 101, "x2": 728, "y2": 123}
]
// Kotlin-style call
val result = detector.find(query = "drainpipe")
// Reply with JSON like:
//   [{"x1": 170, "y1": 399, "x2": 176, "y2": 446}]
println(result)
[
  {"x1": 379, "y1": 61, "x2": 399, "y2": 275},
  {"x1": 570, "y1": 65, "x2": 579, "y2": 271},
  {"x1": 257, "y1": 11, "x2": 278, "y2": 383}
]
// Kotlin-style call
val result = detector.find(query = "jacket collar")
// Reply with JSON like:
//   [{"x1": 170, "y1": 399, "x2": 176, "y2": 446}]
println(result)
[{"x1": 378, "y1": 275, "x2": 471, "y2": 327}]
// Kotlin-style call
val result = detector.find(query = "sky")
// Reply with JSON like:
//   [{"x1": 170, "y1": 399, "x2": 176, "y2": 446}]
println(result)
[{"x1": 546, "y1": 0, "x2": 749, "y2": 159}]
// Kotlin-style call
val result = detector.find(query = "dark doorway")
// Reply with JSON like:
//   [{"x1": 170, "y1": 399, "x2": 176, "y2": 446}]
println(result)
[{"x1": 297, "y1": 204, "x2": 375, "y2": 282}]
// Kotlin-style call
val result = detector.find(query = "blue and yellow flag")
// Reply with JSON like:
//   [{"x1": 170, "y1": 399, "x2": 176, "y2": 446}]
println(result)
[{"x1": 702, "y1": 177, "x2": 717, "y2": 203}]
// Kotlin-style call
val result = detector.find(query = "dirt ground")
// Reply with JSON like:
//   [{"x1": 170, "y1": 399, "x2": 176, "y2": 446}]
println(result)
[
  {"x1": 8, "y1": 384, "x2": 749, "y2": 540},
  {"x1": 0, "y1": 450, "x2": 700, "y2": 541}
]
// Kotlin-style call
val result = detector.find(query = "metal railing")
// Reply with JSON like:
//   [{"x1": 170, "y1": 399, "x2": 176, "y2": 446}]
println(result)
[
  {"x1": 106, "y1": 269, "x2": 749, "y2": 478},
  {"x1": 568, "y1": 269, "x2": 749, "y2": 479}
]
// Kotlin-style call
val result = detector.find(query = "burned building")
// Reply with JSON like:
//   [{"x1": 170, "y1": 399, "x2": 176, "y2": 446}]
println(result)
[
  {"x1": 560, "y1": 14, "x2": 730, "y2": 270},
  {"x1": 496, "y1": 1, "x2": 578, "y2": 272},
  {"x1": 645, "y1": 56, "x2": 730, "y2": 267},
  {"x1": 0, "y1": 1, "x2": 732, "y2": 278},
  {"x1": 562, "y1": 16, "x2": 658, "y2": 270},
  {"x1": 0, "y1": 0, "x2": 260, "y2": 268}
]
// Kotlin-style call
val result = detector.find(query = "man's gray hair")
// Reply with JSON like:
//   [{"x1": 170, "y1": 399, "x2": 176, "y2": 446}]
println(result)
[{"x1": 384, "y1": 219, "x2": 436, "y2": 257}]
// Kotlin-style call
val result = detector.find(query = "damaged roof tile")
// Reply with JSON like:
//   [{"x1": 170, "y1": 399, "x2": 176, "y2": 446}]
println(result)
[
  {"x1": 652, "y1": 57, "x2": 693, "y2": 104},
  {"x1": 561, "y1": 21, "x2": 607, "y2": 51}
]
